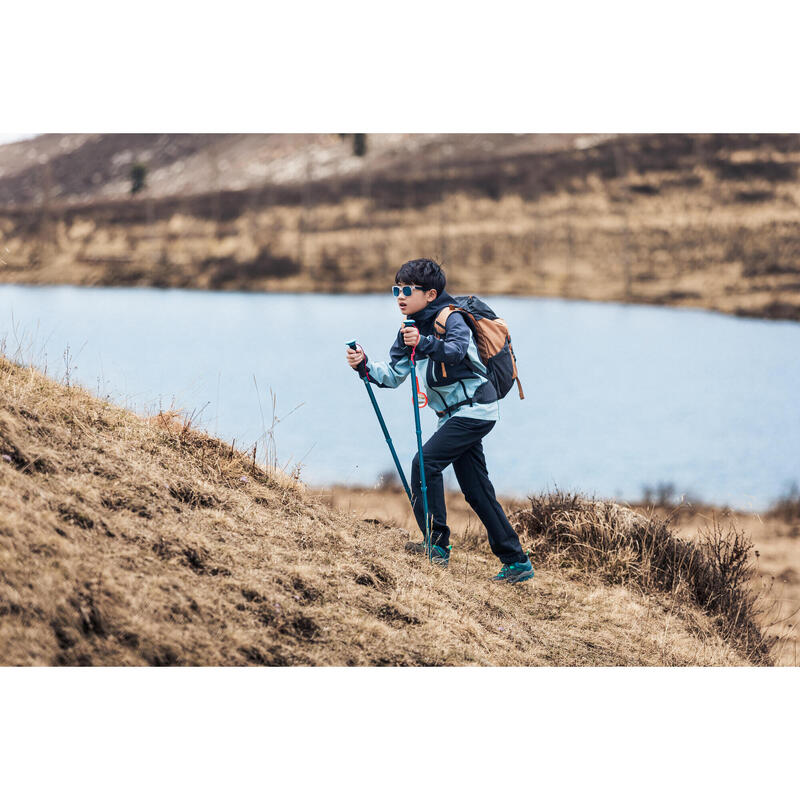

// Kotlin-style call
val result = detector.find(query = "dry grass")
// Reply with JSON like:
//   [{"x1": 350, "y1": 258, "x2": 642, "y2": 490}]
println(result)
[
  {"x1": 509, "y1": 491, "x2": 772, "y2": 664},
  {"x1": 636, "y1": 498, "x2": 800, "y2": 666},
  {"x1": 323, "y1": 486, "x2": 778, "y2": 666},
  {"x1": 0, "y1": 357, "x2": 765, "y2": 666}
]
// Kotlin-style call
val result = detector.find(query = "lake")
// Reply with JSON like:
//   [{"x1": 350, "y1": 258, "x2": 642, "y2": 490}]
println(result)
[{"x1": 1, "y1": 284, "x2": 798, "y2": 510}]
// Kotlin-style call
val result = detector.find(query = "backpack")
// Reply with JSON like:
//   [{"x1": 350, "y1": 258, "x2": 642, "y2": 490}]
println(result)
[{"x1": 433, "y1": 295, "x2": 525, "y2": 401}]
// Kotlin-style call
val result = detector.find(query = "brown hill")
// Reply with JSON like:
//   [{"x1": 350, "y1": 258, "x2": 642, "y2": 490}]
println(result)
[
  {"x1": 1, "y1": 133, "x2": 799, "y2": 322},
  {"x1": 0, "y1": 133, "x2": 591, "y2": 206},
  {"x1": 0, "y1": 355, "x2": 772, "y2": 666}
]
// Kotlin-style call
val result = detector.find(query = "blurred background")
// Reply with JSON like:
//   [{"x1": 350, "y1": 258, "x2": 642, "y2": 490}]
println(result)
[{"x1": 1, "y1": 132, "x2": 799, "y2": 322}]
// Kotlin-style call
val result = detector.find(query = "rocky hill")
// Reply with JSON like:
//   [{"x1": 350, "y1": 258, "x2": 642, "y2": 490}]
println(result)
[
  {"x1": 0, "y1": 133, "x2": 593, "y2": 206},
  {"x1": 0, "y1": 355, "x2": 772, "y2": 666}
]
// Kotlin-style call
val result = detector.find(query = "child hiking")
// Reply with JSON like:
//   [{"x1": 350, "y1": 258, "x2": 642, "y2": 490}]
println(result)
[{"x1": 345, "y1": 258, "x2": 534, "y2": 583}]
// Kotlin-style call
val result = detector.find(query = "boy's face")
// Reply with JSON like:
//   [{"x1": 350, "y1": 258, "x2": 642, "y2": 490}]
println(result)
[{"x1": 396, "y1": 283, "x2": 438, "y2": 317}]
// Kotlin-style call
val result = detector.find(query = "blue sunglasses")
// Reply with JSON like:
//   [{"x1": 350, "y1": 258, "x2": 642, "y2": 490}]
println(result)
[{"x1": 392, "y1": 285, "x2": 425, "y2": 297}]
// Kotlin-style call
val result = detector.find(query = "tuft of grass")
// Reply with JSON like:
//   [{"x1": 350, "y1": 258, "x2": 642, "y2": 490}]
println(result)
[{"x1": 509, "y1": 490, "x2": 773, "y2": 664}]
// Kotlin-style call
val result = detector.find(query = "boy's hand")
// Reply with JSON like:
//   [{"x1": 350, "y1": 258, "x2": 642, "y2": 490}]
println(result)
[
  {"x1": 401, "y1": 326, "x2": 420, "y2": 348},
  {"x1": 346, "y1": 345, "x2": 365, "y2": 369}
]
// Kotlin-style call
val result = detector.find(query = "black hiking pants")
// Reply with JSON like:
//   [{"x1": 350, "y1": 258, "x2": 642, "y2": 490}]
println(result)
[{"x1": 410, "y1": 416, "x2": 526, "y2": 564}]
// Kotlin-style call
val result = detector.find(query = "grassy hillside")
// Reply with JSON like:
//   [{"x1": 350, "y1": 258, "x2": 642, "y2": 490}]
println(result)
[
  {"x1": 1, "y1": 133, "x2": 799, "y2": 321},
  {"x1": 327, "y1": 486, "x2": 800, "y2": 665},
  {"x1": 0, "y1": 356, "x2": 774, "y2": 666}
]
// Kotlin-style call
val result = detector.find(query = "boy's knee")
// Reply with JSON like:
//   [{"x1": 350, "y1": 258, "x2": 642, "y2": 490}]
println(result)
[
  {"x1": 411, "y1": 455, "x2": 444, "y2": 485},
  {"x1": 422, "y1": 460, "x2": 444, "y2": 481}
]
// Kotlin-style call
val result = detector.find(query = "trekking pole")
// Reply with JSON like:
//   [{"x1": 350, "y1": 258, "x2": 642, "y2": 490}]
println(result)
[
  {"x1": 346, "y1": 340, "x2": 413, "y2": 505},
  {"x1": 403, "y1": 320, "x2": 432, "y2": 563}
]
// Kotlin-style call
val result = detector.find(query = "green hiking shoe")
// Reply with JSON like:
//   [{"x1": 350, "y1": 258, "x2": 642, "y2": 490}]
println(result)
[
  {"x1": 491, "y1": 557, "x2": 534, "y2": 584},
  {"x1": 404, "y1": 541, "x2": 450, "y2": 566}
]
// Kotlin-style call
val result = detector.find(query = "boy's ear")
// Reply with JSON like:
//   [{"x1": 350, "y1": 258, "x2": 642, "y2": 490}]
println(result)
[{"x1": 426, "y1": 288, "x2": 438, "y2": 301}]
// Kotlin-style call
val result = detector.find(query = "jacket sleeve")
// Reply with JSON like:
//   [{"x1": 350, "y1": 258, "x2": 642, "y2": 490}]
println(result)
[
  {"x1": 365, "y1": 330, "x2": 412, "y2": 388},
  {"x1": 414, "y1": 312, "x2": 471, "y2": 365}
]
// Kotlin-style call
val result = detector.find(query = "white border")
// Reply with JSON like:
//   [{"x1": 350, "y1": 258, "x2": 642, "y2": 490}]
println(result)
[
  {"x1": 1, "y1": 667, "x2": 797, "y2": 796},
  {"x1": 4, "y1": 2, "x2": 800, "y2": 132}
]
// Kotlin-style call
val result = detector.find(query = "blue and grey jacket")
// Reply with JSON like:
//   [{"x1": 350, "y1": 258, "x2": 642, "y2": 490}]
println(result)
[{"x1": 364, "y1": 291, "x2": 500, "y2": 427}]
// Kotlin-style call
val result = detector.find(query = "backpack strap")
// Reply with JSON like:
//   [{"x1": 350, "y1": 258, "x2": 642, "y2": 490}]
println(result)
[
  {"x1": 509, "y1": 341, "x2": 525, "y2": 399},
  {"x1": 433, "y1": 305, "x2": 458, "y2": 378},
  {"x1": 433, "y1": 305, "x2": 456, "y2": 337},
  {"x1": 434, "y1": 395, "x2": 475, "y2": 419}
]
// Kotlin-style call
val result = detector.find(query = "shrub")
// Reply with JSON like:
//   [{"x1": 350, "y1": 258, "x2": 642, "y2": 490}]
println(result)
[
  {"x1": 129, "y1": 163, "x2": 147, "y2": 195},
  {"x1": 510, "y1": 491, "x2": 772, "y2": 663}
]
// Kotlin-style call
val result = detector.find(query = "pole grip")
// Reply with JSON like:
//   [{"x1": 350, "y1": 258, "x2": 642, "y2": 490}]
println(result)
[
  {"x1": 346, "y1": 340, "x2": 368, "y2": 380},
  {"x1": 402, "y1": 319, "x2": 415, "y2": 352}
]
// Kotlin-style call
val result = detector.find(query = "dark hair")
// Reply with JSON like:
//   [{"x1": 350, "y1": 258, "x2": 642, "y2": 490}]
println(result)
[{"x1": 394, "y1": 258, "x2": 446, "y2": 296}]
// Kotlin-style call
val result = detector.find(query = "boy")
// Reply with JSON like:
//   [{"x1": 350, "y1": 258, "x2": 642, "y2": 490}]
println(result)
[{"x1": 345, "y1": 258, "x2": 533, "y2": 583}]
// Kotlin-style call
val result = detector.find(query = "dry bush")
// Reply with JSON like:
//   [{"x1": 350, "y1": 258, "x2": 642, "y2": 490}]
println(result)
[{"x1": 510, "y1": 491, "x2": 772, "y2": 664}]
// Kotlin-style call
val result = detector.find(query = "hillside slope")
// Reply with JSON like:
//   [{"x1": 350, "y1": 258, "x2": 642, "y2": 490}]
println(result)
[
  {"x1": 325, "y1": 485, "x2": 798, "y2": 665},
  {"x1": 0, "y1": 356, "x2": 768, "y2": 666}
]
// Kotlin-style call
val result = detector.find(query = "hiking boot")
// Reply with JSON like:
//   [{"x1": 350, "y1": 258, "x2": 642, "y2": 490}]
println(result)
[
  {"x1": 404, "y1": 541, "x2": 450, "y2": 566},
  {"x1": 491, "y1": 557, "x2": 534, "y2": 584}
]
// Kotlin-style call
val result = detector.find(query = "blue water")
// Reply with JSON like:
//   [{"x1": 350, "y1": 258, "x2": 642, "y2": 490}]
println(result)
[{"x1": 1, "y1": 284, "x2": 798, "y2": 510}]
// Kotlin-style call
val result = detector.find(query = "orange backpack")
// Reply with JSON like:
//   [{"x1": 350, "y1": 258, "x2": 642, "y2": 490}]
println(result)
[{"x1": 433, "y1": 295, "x2": 524, "y2": 400}]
